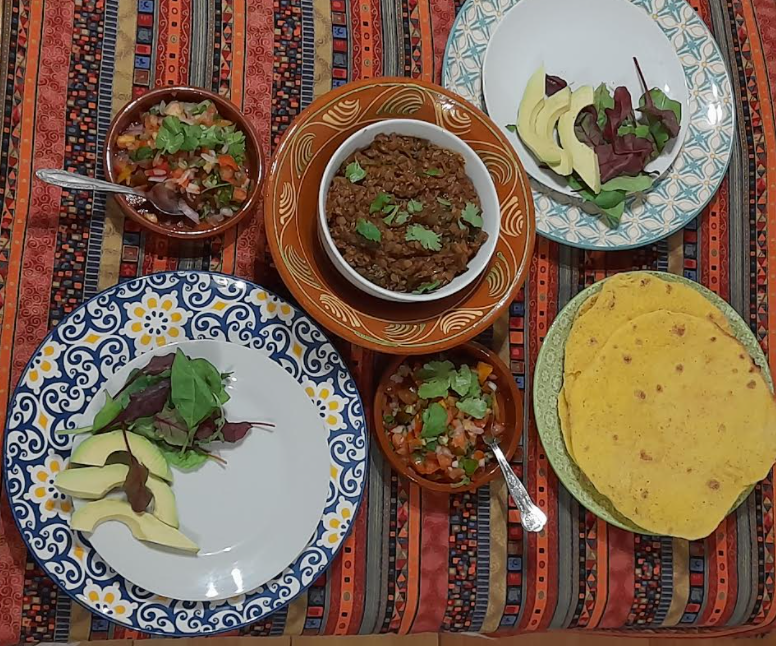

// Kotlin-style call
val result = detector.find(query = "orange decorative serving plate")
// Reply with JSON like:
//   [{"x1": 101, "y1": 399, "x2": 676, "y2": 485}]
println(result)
[{"x1": 264, "y1": 78, "x2": 535, "y2": 354}]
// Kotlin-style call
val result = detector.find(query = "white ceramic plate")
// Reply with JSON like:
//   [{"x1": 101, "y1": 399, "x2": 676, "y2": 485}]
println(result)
[
  {"x1": 482, "y1": 0, "x2": 690, "y2": 197},
  {"x1": 442, "y1": 0, "x2": 734, "y2": 250},
  {"x1": 4, "y1": 271, "x2": 368, "y2": 634},
  {"x1": 71, "y1": 339, "x2": 330, "y2": 601}
]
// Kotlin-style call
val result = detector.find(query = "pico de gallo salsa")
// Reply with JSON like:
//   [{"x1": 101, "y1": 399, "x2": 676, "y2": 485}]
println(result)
[
  {"x1": 112, "y1": 99, "x2": 252, "y2": 226},
  {"x1": 382, "y1": 357, "x2": 504, "y2": 486}
]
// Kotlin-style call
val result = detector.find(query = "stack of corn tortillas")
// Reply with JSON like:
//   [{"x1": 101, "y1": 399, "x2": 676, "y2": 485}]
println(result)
[{"x1": 559, "y1": 272, "x2": 776, "y2": 540}]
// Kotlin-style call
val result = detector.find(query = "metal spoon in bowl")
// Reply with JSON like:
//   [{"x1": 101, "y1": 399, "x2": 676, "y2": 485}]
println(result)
[
  {"x1": 484, "y1": 434, "x2": 547, "y2": 532},
  {"x1": 36, "y1": 169, "x2": 184, "y2": 217}
]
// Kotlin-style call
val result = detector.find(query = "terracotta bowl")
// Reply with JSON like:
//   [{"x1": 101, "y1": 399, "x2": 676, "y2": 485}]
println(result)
[
  {"x1": 104, "y1": 86, "x2": 263, "y2": 240},
  {"x1": 264, "y1": 77, "x2": 535, "y2": 355},
  {"x1": 373, "y1": 342, "x2": 522, "y2": 493}
]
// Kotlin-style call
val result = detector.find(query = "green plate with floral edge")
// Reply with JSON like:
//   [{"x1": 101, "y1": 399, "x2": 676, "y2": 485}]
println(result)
[{"x1": 533, "y1": 271, "x2": 773, "y2": 535}]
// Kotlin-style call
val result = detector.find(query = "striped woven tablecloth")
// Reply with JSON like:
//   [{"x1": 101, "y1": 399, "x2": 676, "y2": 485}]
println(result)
[{"x1": 1, "y1": 0, "x2": 775, "y2": 641}]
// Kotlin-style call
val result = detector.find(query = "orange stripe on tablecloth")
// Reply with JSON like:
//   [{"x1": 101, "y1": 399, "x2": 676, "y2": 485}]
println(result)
[
  {"x1": 356, "y1": 0, "x2": 375, "y2": 78},
  {"x1": 700, "y1": 186, "x2": 725, "y2": 298},
  {"x1": 329, "y1": 503, "x2": 363, "y2": 634},
  {"x1": 398, "y1": 483, "x2": 422, "y2": 634},
  {"x1": 416, "y1": 0, "x2": 434, "y2": 82},
  {"x1": 236, "y1": 0, "x2": 273, "y2": 280},
  {"x1": 586, "y1": 518, "x2": 609, "y2": 628},
  {"x1": 157, "y1": 0, "x2": 188, "y2": 86},
  {"x1": 0, "y1": 0, "x2": 46, "y2": 414},
  {"x1": 599, "y1": 528, "x2": 635, "y2": 628},
  {"x1": 409, "y1": 490, "x2": 449, "y2": 632}
]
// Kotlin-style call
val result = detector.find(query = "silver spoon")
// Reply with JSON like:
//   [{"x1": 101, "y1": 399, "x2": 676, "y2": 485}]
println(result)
[
  {"x1": 36, "y1": 169, "x2": 184, "y2": 217},
  {"x1": 484, "y1": 434, "x2": 547, "y2": 532}
]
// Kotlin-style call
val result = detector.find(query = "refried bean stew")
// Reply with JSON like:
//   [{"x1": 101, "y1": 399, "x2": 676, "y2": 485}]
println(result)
[{"x1": 325, "y1": 133, "x2": 489, "y2": 294}]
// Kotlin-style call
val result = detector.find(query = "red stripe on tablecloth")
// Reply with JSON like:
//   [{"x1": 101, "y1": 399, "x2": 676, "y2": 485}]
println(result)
[
  {"x1": 430, "y1": 0, "x2": 454, "y2": 84},
  {"x1": 237, "y1": 0, "x2": 273, "y2": 281},
  {"x1": 700, "y1": 180, "x2": 729, "y2": 300},
  {"x1": 0, "y1": 0, "x2": 74, "y2": 643},
  {"x1": 369, "y1": 0, "x2": 383, "y2": 77},
  {"x1": 409, "y1": 490, "x2": 449, "y2": 632},
  {"x1": 599, "y1": 528, "x2": 635, "y2": 628},
  {"x1": 155, "y1": 0, "x2": 190, "y2": 86}
]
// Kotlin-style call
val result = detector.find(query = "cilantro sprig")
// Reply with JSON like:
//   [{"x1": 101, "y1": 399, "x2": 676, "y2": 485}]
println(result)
[
  {"x1": 460, "y1": 202, "x2": 483, "y2": 228},
  {"x1": 405, "y1": 224, "x2": 441, "y2": 251},
  {"x1": 345, "y1": 161, "x2": 366, "y2": 183}
]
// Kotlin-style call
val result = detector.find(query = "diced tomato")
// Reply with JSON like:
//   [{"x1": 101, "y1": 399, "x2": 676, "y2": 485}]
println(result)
[
  {"x1": 447, "y1": 467, "x2": 465, "y2": 480},
  {"x1": 219, "y1": 166, "x2": 235, "y2": 182},
  {"x1": 171, "y1": 168, "x2": 184, "y2": 179},
  {"x1": 391, "y1": 433, "x2": 409, "y2": 456},
  {"x1": 233, "y1": 187, "x2": 248, "y2": 202},
  {"x1": 414, "y1": 454, "x2": 440, "y2": 475},
  {"x1": 472, "y1": 450, "x2": 485, "y2": 461},
  {"x1": 477, "y1": 362, "x2": 493, "y2": 384},
  {"x1": 451, "y1": 429, "x2": 468, "y2": 452},
  {"x1": 436, "y1": 451, "x2": 453, "y2": 469},
  {"x1": 218, "y1": 154, "x2": 239, "y2": 170},
  {"x1": 407, "y1": 436, "x2": 423, "y2": 452}
]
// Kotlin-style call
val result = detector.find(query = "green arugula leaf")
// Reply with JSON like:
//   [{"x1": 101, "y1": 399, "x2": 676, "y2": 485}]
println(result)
[
  {"x1": 461, "y1": 202, "x2": 483, "y2": 228},
  {"x1": 407, "y1": 199, "x2": 423, "y2": 214},
  {"x1": 170, "y1": 349, "x2": 219, "y2": 434},
  {"x1": 128, "y1": 417, "x2": 159, "y2": 440},
  {"x1": 436, "y1": 197, "x2": 452, "y2": 207},
  {"x1": 370, "y1": 192, "x2": 393, "y2": 214},
  {"x1": 356, "y1": 218, "x2": 382, "y2": 242},
  {"x1": 642, "y1": 88, "x2": 682, "y2": 123},
  {"x1": 420, "y1": 402, "x2": 448, "y2": 438},
  {"x1": 154, "y1": 408, "x2": 190, "y2": 446},
  {"x1": 600, "y1": 201, "x2": 626, "y2": 229},
  {"x1": 593, "y1": 83, "x2": 615, "y2": 129},
  {"x1": 345, "y1": 160, "x2": 366, "y2": 183},
  {"x1": 648, "y1": 119, "x2": 670, "y2": 153},
  {"x1": 406, "y1": 224, "x2": 441, "y2": 251},
  {"x1": 456, "y1": 396, "x2": 488, "y2": 419},
  {"x1": 417, "y1": 360, "x2": 455, "y2": 381},
  {"x1": 505, "y1": 124, "x2": 517, "y2": 134},
  {"x1": 412, "y1": 280, "x2": 441, "y2": 294},
  {"x1": 92, "y1": 393, "x2": 124, "y2": 432},
  {"x1": 424, "y1": 168, "x2": 442, "y2": 177},
  {"x1": 461, "y1": 457, "x2": 479, "y2": 476},
  {"x1": 418, "y1": 378, "x2": 451, "y2": 400},
  {"x1": 159, "y1": 444, "x2": 210, "y2": 470},
  {"x1": 600, "y1": 174, "x2": 653, "y2": 193},
  {"x1": 395, "y1": 211, "x2": 411, "y2": 226},
  {"x1": 451, "y1": 364, "x2": 474, "y2": 397},
  {"x1": 617, "y1": 123, "x2": 651, "y2": 139},
  {"x1": 191, "y1": 358, "x2": 230, "y2": 405}
]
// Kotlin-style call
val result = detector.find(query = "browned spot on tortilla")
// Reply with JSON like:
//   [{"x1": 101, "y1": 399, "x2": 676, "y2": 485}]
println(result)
[
  {"x1": 635, "y1": 338, "x2": 643, "y2": 345},
  {"x1": 740, "y1": 354, "x2": 746, "y2": 360},
  {"x1": 612, "y1": 434, "x2": 619, "y2": 441},
  {"x1": 733, "y1": 368, "x2": 739, "y2": 374},
  {"x1": 686, "y1": 467, "x2": 693, "y2": 474},
  {"x1": 675, "y1": 364, "x2": 684, "y2": 373},
  {"x1": 748, "y1": 380, "x2": 757, "y2": 389},
  {"x1": 749, "y1": 366, "x2": 757, "y2": 373},
  {"x1": 641, "y1": 489, "x2": 649, "y2": 499},
  {"x1": 666, "y1": 284, "x2": 673, "y2": 293},
  {"x1": 588, "y1": 337, "x2": 598, "y2": 346},
  {"x1": 671, "y1": 324, "x2": 686, "y2": 336},
  {"x1": 635, "y1": 390, "x2": 646, "y2": 400},
  {"x1": 719, "y1": 423, "x2": 726, "y2": 433},
  {"x1": 640, "y1": 450, "x2": 653, "y2": 461},
  {"x1": 623, "y1": 354, "x2": 632, "y2": 364},
  {"x1": 708, "y1": 479, "x2": 720, "y2": 490},
  {"x1": 710, "y1": 336, "x2": 717, "y2": 342},
  {"x1": 656, "y1": 384, "x2": 663, "y2": 393},
  {"x1": 640, "y1": 278, "x2": 650, "y2": 286}
]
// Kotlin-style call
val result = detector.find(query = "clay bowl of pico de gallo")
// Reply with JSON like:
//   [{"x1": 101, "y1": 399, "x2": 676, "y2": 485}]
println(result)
[
  {"x1": 104, "y1": 86, "x2": 263, "y2": 239},
  {"x1": 374, "y1": 342, "x2": 522, "y2": 493}
]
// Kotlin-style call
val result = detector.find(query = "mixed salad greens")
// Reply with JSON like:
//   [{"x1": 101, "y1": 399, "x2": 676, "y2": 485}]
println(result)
[{"x1": 511, "y1": 58, "x2": 682, "y2": 228}]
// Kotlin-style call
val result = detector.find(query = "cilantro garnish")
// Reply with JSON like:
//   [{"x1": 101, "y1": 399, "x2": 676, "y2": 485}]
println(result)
[
  {"x1": 451, "y1": 476, "x2": 471, "y2": 488},
  {"x1": 456, "y1": 396, "x2": 488, "y2": 419},
  {"x1": 412, "y1": 280, "x2": 441, "y2": 294},
  {"x1": 383, "y1": 204, "x2": 399, "y2": 225},
  {"x1": 420, "y1": 402, "x2": 448, "y2": 438},
  {"x1": 451, "y1": 364, "x2": 474, "y2": 397},
  {"x1": 155, "y1": 116, "x2": 186, "y2": 154},
  {"x1": 405, "y1": 224, "x2": 441, "y2": 251},
  {"x1": 461, "y1": 457, "x2": 479, "y2": 476},
  {"x1": 131, "y1": 147, "x2": 154, "y2": 162},
  {"x1": 436, "y1": 197, "x2": 452, "y2": 207},
  {"x1": 356, "y1": 218, "x2": 381, "y2": 242},
  {"x1": 370, "y1": 192, "x2": 393, "y2": 214},
  {"x1": 407, "y1": 199, "x2": 423, "y2": 214},
  {"x1": 505, "y1": 124, "x2": 517, "y2": 134},
  {"x1": 461, "y1": 202, "x2": 483, "y2": 228},
  {"x1": 424, "y1": 168, "x2": 442, "y2": 177},
  {"x1": 395, "y1": 211, "x2": 411, "y2": 225},
  {"x1": 345, "y1": 161, "x2": 366, "y2": 183}
]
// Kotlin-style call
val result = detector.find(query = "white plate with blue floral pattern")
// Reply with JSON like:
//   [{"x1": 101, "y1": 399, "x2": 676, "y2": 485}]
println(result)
[
  {"x1": 4, "y1": 272, "x2": 368, "y2": 634},
  {"x1": 443, "y1": 0, "x2": 734, "y2": 250}
]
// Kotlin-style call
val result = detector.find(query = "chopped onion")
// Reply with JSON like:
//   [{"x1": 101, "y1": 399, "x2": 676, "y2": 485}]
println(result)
[
  {"x1": 178, "y1": 200, "x2": 200, "y2": 224},
  {"x1": 220, "y1": 207, "x2": 234, "y2": 218}
]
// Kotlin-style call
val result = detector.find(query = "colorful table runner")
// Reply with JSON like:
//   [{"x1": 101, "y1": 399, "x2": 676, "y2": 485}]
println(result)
[{"x1": 1, "y1": 0, "x2": 776, "y2": 641}]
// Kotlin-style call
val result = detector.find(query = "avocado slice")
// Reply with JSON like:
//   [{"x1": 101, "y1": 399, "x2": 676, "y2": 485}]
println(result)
[
  {"x1": 71, "y1": 431, "x2": 172, "y2": 482},
  {"x1": 55, "y1": 465, "x2": 179, "y2": 528},
  {"x1": 535, "y1": 87, "x2": 573, "y2": 175},
  {"x1": 517, "y1": 66, "x2": 562, "y2": 165},
  {"x1": 71, "y1": 499, "x2": 197, "y2": 553},
  {"x1": 558, "y1": 86, "x2": 601, "y2": 193}
]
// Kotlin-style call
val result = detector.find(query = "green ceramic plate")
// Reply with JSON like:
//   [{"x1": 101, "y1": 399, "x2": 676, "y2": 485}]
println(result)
[{"x1": 533, "y1": 271, "x2": 773, "y2": 534}]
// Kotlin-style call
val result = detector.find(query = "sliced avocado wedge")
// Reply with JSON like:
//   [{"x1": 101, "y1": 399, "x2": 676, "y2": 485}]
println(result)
[
  {"x1": 71, "y1": 431, "x2": 172, "y2": 482},
  {"x1": 71, "y1": 499, "x2": 197, "y2": 553},
  {"x1": 517, "y1": 66, "x2": 563, "y2": 165},
  {"x1": 558, "y1": 86, "x2": 601, "y2": 193},
  {"x1": 55, "y1": 465, "x2": 179, "y2": 528},
  {"x1": 535, "y1": 87, "x2": 573, "y2": 175}
]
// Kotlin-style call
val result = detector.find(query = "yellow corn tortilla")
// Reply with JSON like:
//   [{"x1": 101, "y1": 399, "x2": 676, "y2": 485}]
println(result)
[{"x1": 567, "y1": 310, "x2": 776, "y2": 540}]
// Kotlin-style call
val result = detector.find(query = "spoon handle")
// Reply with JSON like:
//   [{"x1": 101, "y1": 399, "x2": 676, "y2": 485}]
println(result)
[
  {"x1": 490, "y1": 441, "x2": 547, "y2": 532},
  {"x1": 36, "y1": 169, "x2": 144, "y2": 197}
]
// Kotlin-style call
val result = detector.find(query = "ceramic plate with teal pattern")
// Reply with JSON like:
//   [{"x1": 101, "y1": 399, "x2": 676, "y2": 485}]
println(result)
[
  {"x1": 532, "y1": 272, "x2": 771, "y2": 533},
  {"x1": 442, "y1": 0, "x2": 734, "y2": 250},
  {"x1": 3, "y1": 271, "x2": 368, "y2": 634}
]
